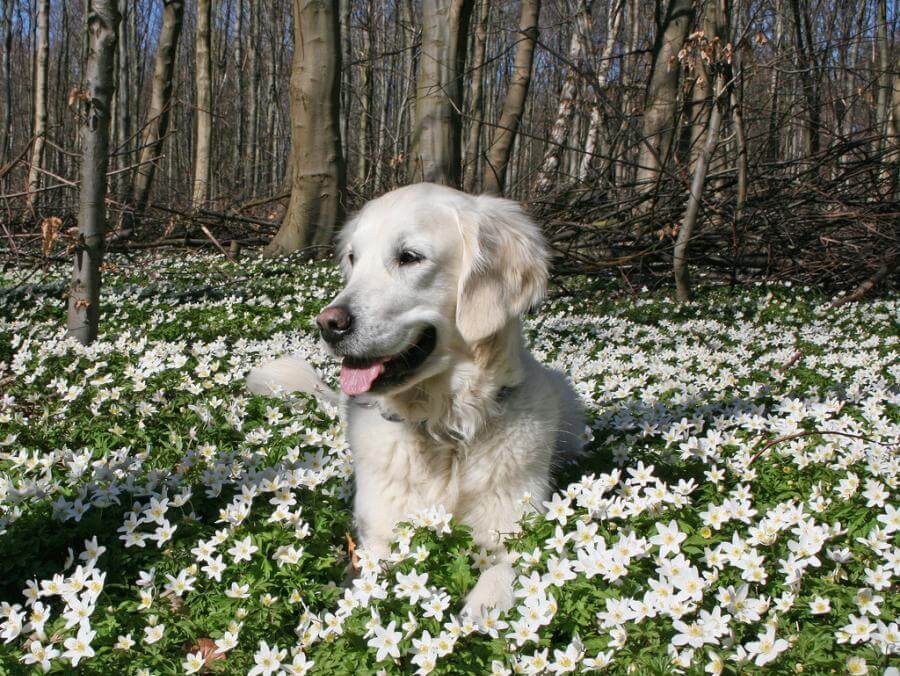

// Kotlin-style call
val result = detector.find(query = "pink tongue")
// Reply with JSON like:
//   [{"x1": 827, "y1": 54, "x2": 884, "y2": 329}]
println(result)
[{"x1": 340, "y1": 360, "x2": 385, "y2": 395}]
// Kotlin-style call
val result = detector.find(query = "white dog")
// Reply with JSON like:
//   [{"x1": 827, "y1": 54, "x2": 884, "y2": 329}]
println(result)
[{"x1": 247, "y1": 183, "x2": 583, "y2": 615}]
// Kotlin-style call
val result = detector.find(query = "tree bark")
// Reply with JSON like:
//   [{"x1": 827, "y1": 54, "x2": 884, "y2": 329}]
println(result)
[
  {"x1": 766, "y1": 0, "x2": 783, "y2": 163},
  {"x1": 26, "y1": 0, "x2": 49, "y2": 209},
  {"x1": 578, "y1": 0, "x2": 625, "y2": 183},
  {"x1": 407, "y1": 0, "x2": 474, "y2": 187},
  {"x1": 789, "y1": 0, "x2": 820, "y2": 160},
  {"x1": 340, "y1": 0, "x2": 352, "y2": 166},
  {"x1": 674, "y1": 75, "x2": 723, "y2": 303},
  {"x1": 534, "y1": 0, "x2": 593, "y2": 194},
  {"x1": 67, "y1": 0, "x2": 119, "y2": 344},
  {"x1": 635, "y1": 0, "x2": 694, "y2": 192},
  {"x1": 482, "y1": 0, "x2": 540, "y2": 195},
  {"x1": 264, "y1": 0, "x2": 345, "y2": 256},
  {"x1": 875, "y1": 0, "x2": 891, "y2": 184},
  {"x1": 246, "y1": 0, "x2": 260, "y2": 193},
  {"x1": 130, "y1": 0, "x2": 184, "y2": 215},
  {"x1": 235, "y1": 0, "x2": 244, "y2": 171},
  {"x1": 1, "y1": 0, "x2": 13, "y2": 171},
  {"x1": 357, "y1": 0, "x2": 373, "y2": 184},
  {"x1": 115, "y1": 0, "x2": 131, "y2": 190},
  {"x1": 192, "y1": 0, "x2": 212, "y2": 206},
  {"x1": 462, "y1": 0, "x2": 489, "y2": 193}
]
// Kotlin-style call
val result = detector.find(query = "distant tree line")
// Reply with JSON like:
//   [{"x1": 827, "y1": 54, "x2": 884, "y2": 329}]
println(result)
[{"x1": 0, "y1": 0, "x2": 896, "y2": 340}]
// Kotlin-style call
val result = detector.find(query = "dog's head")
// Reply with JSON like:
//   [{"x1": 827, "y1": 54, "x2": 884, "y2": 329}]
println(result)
[{"x1": 317, "y1": 183, "x2": 548, "y2": 397}]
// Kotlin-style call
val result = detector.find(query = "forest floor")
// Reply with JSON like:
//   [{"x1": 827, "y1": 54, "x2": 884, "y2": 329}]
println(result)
[{"x1": 0, "y1": 252, "x2": 897, "y2": 675}]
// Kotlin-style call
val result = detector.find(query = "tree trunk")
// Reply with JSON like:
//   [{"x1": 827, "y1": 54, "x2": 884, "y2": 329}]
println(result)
[
  {"x1": 357, "y1": 0, "x2": 373, "y2": 184},
  {"x1": 340, "y1": 0, "x2": 351, "y2": 166},
  {"x1": 26, "y1": 0, "x2": 49, "y2": 209},
  {"x1": 246, "y1": 0, "x2": 260, "y2": 193},
  {"x1": 264, "y1": 0, "x2": 345, "y2": 256},
  {"x1": 235, "y1": 0, "x2": 244, "y2": 172},
  {"x1": 533, "y1": 0, "x2": 593, "y2": 194},
  {"x1": 635, "y1": 0, "x2": 694, "y2": 192},
  {"x1": 482, "y1": 0, "x2": 540, "y2": 195},
  {"x1": 789, "y1": 0, "x2": 820, "y2": 160},
  {"x1": 578, "y1": 0, "x2": 625, "y2": 183},
  {"x1": 766, "y1": 0, "x2": 783, "y2": 163},
  {"x1": 265, "y1": 27, "x2": 278, "y2": 190},
  {"x1": 115, "y1": 0, "x2": 131, "y2": 191},
  {"x1": 68, "y1": 0, "x2": 119, "y2": 344},
  {"x1": 1, "y1": 0, "x2": 12, "y2": 173},
  {"x1": 875, "y1": 0, "x2": 890, "y2": 185},
  {"x1": 462, "y1": 0, "x2": 489, "y2": 193},
  {"x1": 674, "y1": 75, "x2": 723, "y2": 303},
  {"x1": 192, "y1": 0, "x2": 212, "y2": 206},
  {"x1": 407, "y1": 0, "x2": 474, "y2": 187},
  {"x1": 130, "y1": 0, "x2": 184, "y2": 215},
  {"x1": 373, "y1": 4, "x2": 390, "y2": 191}
]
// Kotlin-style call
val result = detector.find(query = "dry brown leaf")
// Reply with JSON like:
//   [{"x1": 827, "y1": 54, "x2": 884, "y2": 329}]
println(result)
[
  {"x1": 40, "y1": 217, "x2": 62, "y2": 257},
  {"x1": 186, "y1": 637, "x2": 225, "y2": 665},
  {"x1": 345, "y1": 531, "x2": 361, "y2": 572}
]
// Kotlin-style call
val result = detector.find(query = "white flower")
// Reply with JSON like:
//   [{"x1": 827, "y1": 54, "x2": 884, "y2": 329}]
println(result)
[
  {"x1": 744, "y1": 626, "x2": 788, "y2": 666},
  {"x1": 284, "y1": 651, "x2": 314, "y2": 676},
  {"x1": 248, "y1": 641, "x2": 286, "y2": 676},
  {"x1": 809, "y1": 596, "x2": 831, "y2": 614},
  {"x1": 228, "y1": 536, "x2": 259, "y2": 563},
  {"x1": 840, "y1": 614, "x2": 876, "y2": 644},
  {"x1": 21, "y1": 640, "x2": 60, "y2": 672},
  {"x1": 62, "y1": 625, "x2": 96, "y2": 666},
  {"x1": 543, "y1": 493, "x2": 574, "y2": 525},
  {"x1": 144, "y1": 623, "x2": 165, "y2": 644},
  {"x1": 395, "y1": 569, "x2": 431, "y2": 604},
  {"x1": 368, "y1": 620, "x2": 402, "y2": 662},
  {"x1": 214, "y1": 630, "x2": 239, "y2": 654},
  {"x1": 650, "y1": 520, "x2": 686, "y2": 557},
  {"x1": 845, "y1": 656, "x2": 868, "y2": 674},
  {"x1": 114, "y1": 633, "x2": 135, "y2": 650},
  {"x1": 182, "y1": 650, "x2": 205, "y2": 674}
]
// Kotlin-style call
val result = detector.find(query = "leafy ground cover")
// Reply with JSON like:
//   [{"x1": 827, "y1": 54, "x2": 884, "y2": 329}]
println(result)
[{"x1": 0, "y1": 252, "x2": 897, "y2": 675}]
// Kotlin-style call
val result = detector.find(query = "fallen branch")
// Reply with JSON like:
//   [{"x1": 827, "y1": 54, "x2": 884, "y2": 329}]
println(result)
[
  {"x1": 830, "y1": 254, "x2": 897, "y2": 307},
  {"x1": 747, "y1": 430, "x2": 897, "y2": 466}
]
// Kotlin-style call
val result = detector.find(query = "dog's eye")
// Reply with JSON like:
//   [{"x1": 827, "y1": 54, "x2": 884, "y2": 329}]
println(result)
[
  {"x1": 397, "y1": 250, "x2": 423, "y2": 266},
  {"x1": 347, "y1": 252, "x2": 354, "y2": 266}
]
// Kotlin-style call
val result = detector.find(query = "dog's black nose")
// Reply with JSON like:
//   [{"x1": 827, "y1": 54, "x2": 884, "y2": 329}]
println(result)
[{"x1": 316, "y1": 305, "x2": 353, "y2": 344}]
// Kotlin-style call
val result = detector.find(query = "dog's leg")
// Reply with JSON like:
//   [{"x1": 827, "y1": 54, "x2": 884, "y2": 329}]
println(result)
[
  {"x1": 461, "y1": 496, "x2": 536, "y2": 618},
  {"x1": 462, "y1": 549, "x2": 517, "y2": 618},
  {"x1": 246, "y1": 355, "x2": 338, "y2": 404}
]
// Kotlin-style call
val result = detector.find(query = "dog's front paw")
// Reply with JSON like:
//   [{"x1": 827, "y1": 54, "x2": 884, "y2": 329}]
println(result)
[{"x1": 462, "y1": 564, "x2": 515, "y2": 619}]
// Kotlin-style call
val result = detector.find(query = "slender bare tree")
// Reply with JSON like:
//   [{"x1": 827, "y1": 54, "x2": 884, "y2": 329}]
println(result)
[
  {"x1": 25, "y1": 0, "x2": 49, "y2": 209},
  {"x1": 674, "y1": 73, "x2": 724, "y2": 302},
  {"x1": 0, "y1": 0, "x2": 12, "y2": 171},
  {"x1": 578, "y1": 0, "x2": 625, "y2": 182},
  {"x1": 192, "y1": 0, "x2": 212, "y2": 206},
  {"x1": 462, "y1": 0, "x2": 490, "y2": 193},
  {"x1": 115, "y1": 0, "x2": 132, "y2": 183},
  {"x1": 533, "y1": 0, "x2": 593, "y2": 194},
  {"x1": 130, "y1": 0, "x2": 184, "y2": 216},
  {"x1": 407, "y1": 0, "x2": 474, "y2": 187},
  {"x1": 67, "y1": 0, "x2": 120, "y2": 344},
  {"x1": 356, "y1": 0, "x2": 374, "y2": 184},
  {"x1": 789, "y1": 0, "x2": 820, "y2": 160},
  {"x1": 483, "y1": 0, "x2": 541, "y2": 195},
  {"x1": 636, "y1": 0, "x2": 694, "y2": 191},
  {"x1": 265, "y1": 0, "x2": 345, "y2": 255}
]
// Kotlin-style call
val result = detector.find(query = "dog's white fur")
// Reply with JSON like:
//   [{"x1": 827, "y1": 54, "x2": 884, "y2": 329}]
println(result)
[{"x1": 247, "y1": 183, "x2": 583, "y2": 615}]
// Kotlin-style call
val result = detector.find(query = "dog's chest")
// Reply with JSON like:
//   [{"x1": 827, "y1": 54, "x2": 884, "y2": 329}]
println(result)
[{"x1": 346, "y1": 405, "x2": 516, "y2": 517}]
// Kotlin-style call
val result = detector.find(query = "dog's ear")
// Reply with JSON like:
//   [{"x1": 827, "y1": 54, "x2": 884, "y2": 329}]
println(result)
[
  {"x1": 455, "y1": 194, "x2": 549, "y2": 344},
  {"x1": 335, "y1": 212, "x2": 361, "y2": 276}
]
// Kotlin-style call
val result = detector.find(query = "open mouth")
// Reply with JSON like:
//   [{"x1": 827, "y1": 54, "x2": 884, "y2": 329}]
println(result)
[{"x1": 339, "y1": 325, "x2": 437, "y2": 396}]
